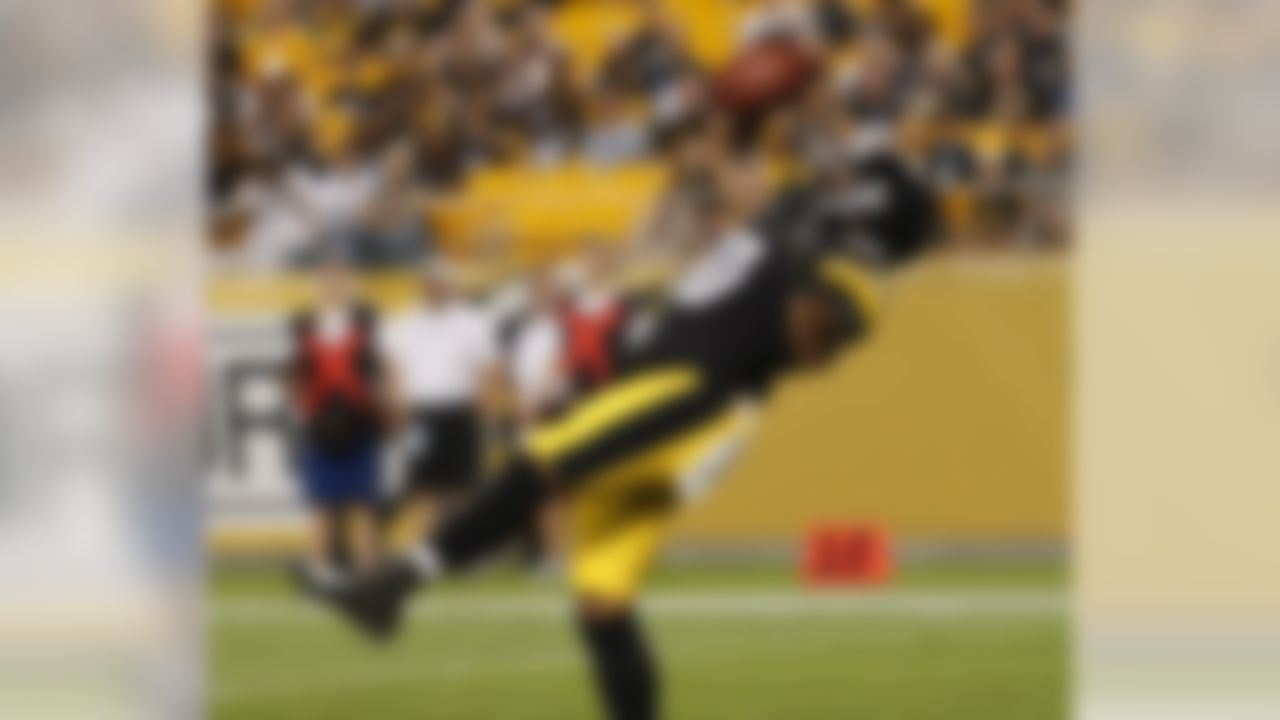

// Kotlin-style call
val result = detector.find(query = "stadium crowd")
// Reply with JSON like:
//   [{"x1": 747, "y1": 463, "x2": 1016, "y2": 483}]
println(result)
[{"x1": 211, "y1": 0, "x2": 1070, "y2": 271}]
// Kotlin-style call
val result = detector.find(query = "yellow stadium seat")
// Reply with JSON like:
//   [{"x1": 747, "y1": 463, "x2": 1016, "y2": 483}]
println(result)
[
  {"x1": 434, "y1": 162, "x2": 667, "y2": 260},
  {"x1": 943, "y1": 187, "x2": 977, "y2": 233},
  {"x1": 917, "y1": 0, "x2": 976, "y2": 48},
  {"x1": 549, "y1": 2, "x2": 643, "y2": 81},
  {"x1": 311, "y1": 106, "x2": 356, "y2": 160},
  {"x1": 547, "y1": 0, "x2": 748, "y2": 82},
  {"x1": 665, "y1": 0, "x2": 744, "y2": 67},
  {"x1": 968, "y1": 122, "x2": 1013, "y2": 161},
  {"x1": 219, "y1": 0, "x2": 262, "y2": 23},
  {"x1": 240, "y1": 25, "x2": 316, "y2": 82}
]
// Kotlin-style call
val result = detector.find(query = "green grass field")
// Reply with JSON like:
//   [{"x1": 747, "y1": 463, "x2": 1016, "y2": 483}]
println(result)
[{"x1": 211, "y1": 562, "x2": 1067, "y2": 719}]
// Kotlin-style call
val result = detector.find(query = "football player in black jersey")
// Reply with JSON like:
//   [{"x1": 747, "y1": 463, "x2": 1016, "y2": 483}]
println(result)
[{"x1": 310, "y1": 121, "x2": 938, "y2": 720}]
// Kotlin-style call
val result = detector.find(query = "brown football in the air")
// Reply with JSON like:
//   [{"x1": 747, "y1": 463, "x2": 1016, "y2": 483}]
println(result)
[{"x1": 712, "y1": 40, "x2": 821, "y2": 114}]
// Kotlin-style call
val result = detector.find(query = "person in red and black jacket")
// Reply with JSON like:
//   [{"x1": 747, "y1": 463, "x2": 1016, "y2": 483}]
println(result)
[
  {"x1": 561, "y1": 244, "x2": 629, "y2": 398},
  {"x1": 286, "y1": 260, "x2": 391, "y2": 593}
]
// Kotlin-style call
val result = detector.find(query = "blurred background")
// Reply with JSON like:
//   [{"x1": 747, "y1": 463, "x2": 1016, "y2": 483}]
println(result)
[
  {"x1": 206, "y1": 1, "x2": 1068, "y2": 717},
  {"x1": 209, "y1": 0, "x2": 1069, "y2": 271},
  {"x1": 1, "y1": 0, "x2": 1277, "y2": 718},
  {"x1": 207, "y1": 0, "x2": 1069, "y2": 541}
]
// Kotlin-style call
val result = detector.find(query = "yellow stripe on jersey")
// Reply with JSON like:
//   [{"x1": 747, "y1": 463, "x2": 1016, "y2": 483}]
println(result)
[
  {"x1": 820, "y1": 257, "x2": 883, "y2": 329},
  {"x1": 525, "y1": 366, "x2": 702, "y2": 466},
  {"x1": 568, "y1": 401, "x2": 757, "y2": 603}
]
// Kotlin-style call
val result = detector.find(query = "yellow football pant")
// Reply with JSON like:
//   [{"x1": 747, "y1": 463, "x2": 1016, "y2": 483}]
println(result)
[{"x1": 525, "y1": 367, "x2": 757, "y2": 603}]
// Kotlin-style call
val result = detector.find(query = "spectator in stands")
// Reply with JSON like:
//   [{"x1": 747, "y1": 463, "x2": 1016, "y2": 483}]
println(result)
[
  {"x1": 400, "y1": 0, "x2": 466, "y2": 40},
  {"x1": 210, "y1": 119, "x2": 250, "y2": 212},
  {"x1": 960, "y1": 0, "x2": 1068, "y2": 121},
  {"x1": 1013, "y1": 0, "x2": 1069, "y2": 119},
  {"x1": 842, "y1": 27, "x2": 913, "y2": 123},
  {"x1": 241, "y1": 74, "x2": 313, "y2": 167},
  {"x1": 871, "y1": 0, "x2": 935, "y2": 62},
  {"x1": 380, "y1": 262, "x2": 505, "y2": 542},
  {"x1": 957, "y1": 0, "x2": 1014, "y2": 118},
  {"x1": 986, "y1": 33, "x2": 1034, "y2": 120},
  {"x1": 239, "y1": 0, "x2": 311, "y2": 85},
  {"x1": 598, "y1": 0, "x2": 692, "y2": 99},
  {"x1": 287, "y1": 259, "x2": 388, "y2": 593},
  {"x1": 357, "y1": 139, "x2": 432, "y2": 267},
  {"x1": 410, "y1": 99, "x2": 471, "y2": 192},
  {"x1": 812, "y1": 0, "x2": 860, "y2": 50},
  {"x1": 786, "y1": 78, "x2": 856, "y2": 170},
  {"x1": 914, "y1": 42, "x2": 973, "y2": 120},
  {"x1": 493, "y1": 3, "x2": 579, "y2": 166},
  {"x1": 457, "y1": 89, "x2": 514, "y2": 166},
  {"x1": 738, "y1": 0, "x2": 824, "y2": 50},
  {"x1": 582, "y1": 85, "x2": 649, "y2": 166},
  {"x1": 209, "y1": 0, "x2": 1074, "y2": 270},
  {"x1": 738, "y1": 0, "x2": 861, "y2": 52},
  {"x1": 650, "y1": 68, "x2": 713, "y2": 152},
  {"x1": 211, "y1": 12, "x2": 246, "y2": 198},
  {"x1": 971, "y1": 126, "x2": 1034, "y2": 249},
  {"x1": 216, "y1": 153, "x2": 316, "y2": 271},
  {"x1": 355, "y1": 22, "x2": 431, "y2": 155},
  {"x1": 1019, "y1": 119, "x2": 1071, "y2": 248},
  {"x1": 290, "y1": 128, "x2": 382, "y2": 263},
  {"x1": 922, "y1": 116, "x2": 980, "y2": 190},
  {"x1": 437, "y1": 0, "x2": 507, "y2": 104}
]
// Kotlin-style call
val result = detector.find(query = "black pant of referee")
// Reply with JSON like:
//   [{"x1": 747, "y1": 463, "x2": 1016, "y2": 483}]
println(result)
[{"x1": 401, "y1": 403, "x2": 483, "y2": 541}]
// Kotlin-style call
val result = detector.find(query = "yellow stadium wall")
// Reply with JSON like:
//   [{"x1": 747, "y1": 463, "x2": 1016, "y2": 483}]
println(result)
[
  {"x1": 209, "y1": 256, "x2": 1066, "y2": 550},
  {"x1": 672, "y1": 256, "x2": 1067, "y2": 544}
]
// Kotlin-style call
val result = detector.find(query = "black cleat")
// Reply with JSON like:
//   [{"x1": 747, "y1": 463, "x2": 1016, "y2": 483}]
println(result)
[{"x1": 317, "y1": 559, "x2": 422, "y2": 642}]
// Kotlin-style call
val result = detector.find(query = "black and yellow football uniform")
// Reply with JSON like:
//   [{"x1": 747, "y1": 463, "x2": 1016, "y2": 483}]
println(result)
[
  {"x1": 519, "y1": 228, "x2": 880, "y2": 602},
  {"x1": 317, "y1": 148, "x2": 935, "y2": 628},
  {"x1": 299, "y1": 85, "x2": 946, "y2": 720},
  {"x1": 318, "y1": 184, "x2": 928, "y2": 720}
]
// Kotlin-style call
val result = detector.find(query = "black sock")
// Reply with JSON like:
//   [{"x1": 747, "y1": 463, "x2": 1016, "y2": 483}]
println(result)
[
  {"x1": 432, "y1": 459, "x2": 546, "y2": 572},
  {"x1": 518, "y1": 518, "x2": 546, "y2": 567},
  {"x1": 579, "y1": 611, "x2": 658, "y2": 720}
]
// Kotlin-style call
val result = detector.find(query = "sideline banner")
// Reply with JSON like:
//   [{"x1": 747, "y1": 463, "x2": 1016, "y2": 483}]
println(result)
[{"x1": 206, "y1": 315, "x2": 303, "y2": 530}]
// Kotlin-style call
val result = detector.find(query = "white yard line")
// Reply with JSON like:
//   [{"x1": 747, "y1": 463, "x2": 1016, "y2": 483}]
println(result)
[
  {"x1": 212, "y1": 590, "x2": 1066, "y2": 706},
  {"x1": 213, "y1": 589, "x2": 1065, "y2": 622},
  {"x1": 213, "y1": 651, "x2": 585, "y2": 706},
  {"x1": 214, "y1": 641, "x2": 828, "y2": 707}
]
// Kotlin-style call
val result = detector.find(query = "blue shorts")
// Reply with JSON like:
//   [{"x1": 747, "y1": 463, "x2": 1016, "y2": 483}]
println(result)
[{"x1": 298, "y1": 441, "x2": 380, "y2": 506}]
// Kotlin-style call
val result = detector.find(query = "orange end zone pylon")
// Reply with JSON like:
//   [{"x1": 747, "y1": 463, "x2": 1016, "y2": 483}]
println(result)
[{"x1": 801, "y1": 522, "x2": 894, "y2": 587}]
